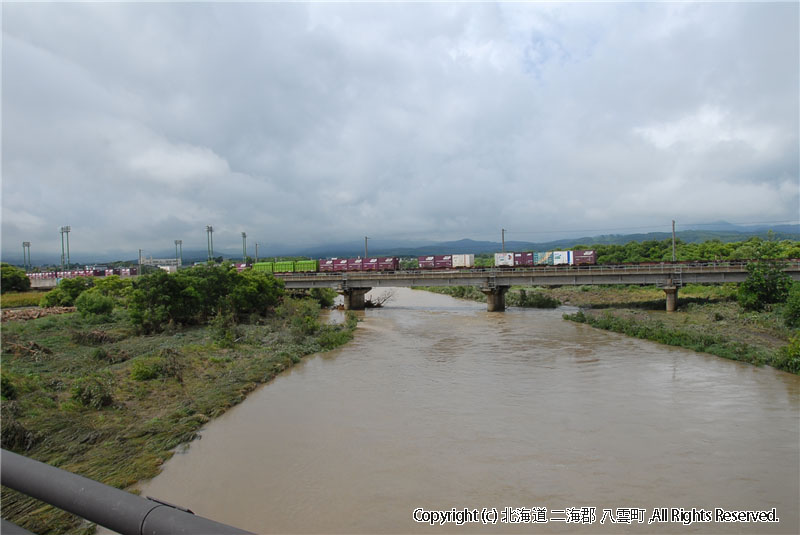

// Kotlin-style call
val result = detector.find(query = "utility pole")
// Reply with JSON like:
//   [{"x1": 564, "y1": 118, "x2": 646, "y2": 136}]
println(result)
[
  {"x1": 22, "y1": 242, "x2": 31, "y2": 271},
  {"x1": 502, "y1": 228, "x2": 506, "y2": 253},
  {"x1": 364, "y1": 236, "x2": 369, "y2": 258},
  {"x1": 255, "y1": 243, "x2": 259, "y2": 263},
  {"x1": 206, "y1": 225, "x2": 214, "y2": 262},
  {"x1": 138, "y1": 249, "x2": 142, "y2": 275},
  {"x1": 672, "y1": 220, "x2": 677, "y2": 263},
  {"x1": 241, "y1": 232, "x2": 247, "y2": 263}
]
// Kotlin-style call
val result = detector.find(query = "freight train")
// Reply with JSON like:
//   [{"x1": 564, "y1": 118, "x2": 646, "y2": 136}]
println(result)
[
  {"x1": 26, "y1": 268, "x2": 138, "y2": 280},
  {"x1": 252, "y1": 250, "x2": 599, "y2": 274}
]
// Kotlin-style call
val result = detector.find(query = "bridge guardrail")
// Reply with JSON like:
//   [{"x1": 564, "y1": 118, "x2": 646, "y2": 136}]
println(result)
[{"x1": 1, "y1": 449, "x2": 253, "y2": 535}]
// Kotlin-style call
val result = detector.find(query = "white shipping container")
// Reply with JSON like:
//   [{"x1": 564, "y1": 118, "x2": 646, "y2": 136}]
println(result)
[
  {"x1": 553, "y1": 251, "x2": 574, "y2": 265},
  {"x1": 451, "y1": 254, "x2": 475, "y2": 268},
  {"x1": 494, "y1": 252, "x2": 515, "y2": 267}
]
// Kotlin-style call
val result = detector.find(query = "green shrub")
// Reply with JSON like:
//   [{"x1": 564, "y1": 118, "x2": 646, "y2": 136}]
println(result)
[
  {"x1": 772, "y1": 334, "x2": 800, "y2": 374},
  {"x1": 70, "y1": 374, "x2": 114, "y2": 409},
  {"x1": 309, "y1": 288, "x2": 337, "y2": 307},
  {"x1": 40, "y1": 277, "x2": 94, "y2": 307},
  {"x1": 508, "y1": 289, "x2": 560, "y2": 308},
  {"x1": 75, "y1": 288, "x2": 115, "y2": 318},
  {"x1": 783, "y1": 283, "x2": 800, "y2": 328},
  {"x1": 1, "y1": 263, "x2": 30, "y2": 293},
  {"x1": 737, "y1": 260, "x2": 792, "y2": 311}
]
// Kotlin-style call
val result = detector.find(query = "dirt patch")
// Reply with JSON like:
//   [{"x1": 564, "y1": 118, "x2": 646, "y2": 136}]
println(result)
[{"x1": 1, "y1": 307, "x2": 75, "y2": 322}]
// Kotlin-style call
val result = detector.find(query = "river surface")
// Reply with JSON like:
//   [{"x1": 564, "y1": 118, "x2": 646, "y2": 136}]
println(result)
[{"x1": 134, "y1": 288, "x2": 799, "y2": 533}]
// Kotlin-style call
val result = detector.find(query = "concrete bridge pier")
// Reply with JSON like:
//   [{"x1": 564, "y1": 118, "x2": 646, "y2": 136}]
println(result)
[
  {"x1": 663, "y1": 285, "x2": 679, "y2": 312},
  {"x1": 481, "y1": 286, "x2": 509, "y2": 312},
  {"x1": 340, "y1": 288, "x2": 372, "y2": 310}
]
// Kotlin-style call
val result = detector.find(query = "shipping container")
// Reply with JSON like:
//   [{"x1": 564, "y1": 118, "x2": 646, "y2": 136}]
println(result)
[
  {"x1": 451, "y1": 254, "x2": 475, "y2": 268},
  {"x1": 274, "y1": 261, "x2": 295, "y2": 273},
  {"x1": 434, "y1": 255, "x2": 453, "y2": 269},
  {"x1": 494, "y1": 252, "x2": 515, "y2": 267},
  {"x1": 253, "y1": 262, "x2": 275, "y2": 273},
  {"x1": 553, "y1": 251, "x2": 574, "y2": 265},
  {"x1": 333, "y1": 259, "x2": 349, "y2": 271},
  {"x1": 347, "y1": 258, "x2": 363, "y2": 271},
  {"x1": 418, "y1": 256, "x2": 435, "y2": 269},
  {"x1": 534, "y1": 251, "x2": 554, "y2": 265},
  {"x1": 573, "y1": 250, "x2": 597, "y2": 265},
  {"x1": 319, "y1": 259, "x2": 336, "y2": 272},
  {"x1": 295, "y1": 260, "x2": 318, "y2": 272},
  {"x1": 363, "y1": 258, "x2": 380, "y2": 271},
  {"x1": 378, "y1": 257, "x2": 400, "y2": 271},
  {"x1": 513, "y1": 252, "x2": 534, "y2": 267}
]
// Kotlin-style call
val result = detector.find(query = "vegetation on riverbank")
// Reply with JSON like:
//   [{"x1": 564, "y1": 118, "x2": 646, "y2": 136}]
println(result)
[
  {"x1": 1, "y1": 291, "x2": 48, "y2": 308},
  {"x1": 1, "y1": 265, "x2": 358, "y2": 534}
]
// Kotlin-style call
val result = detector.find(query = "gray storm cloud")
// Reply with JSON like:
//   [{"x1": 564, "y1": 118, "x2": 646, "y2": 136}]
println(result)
[{"x1": 2, "y1": 2, "x2": 797, "y2": 261}]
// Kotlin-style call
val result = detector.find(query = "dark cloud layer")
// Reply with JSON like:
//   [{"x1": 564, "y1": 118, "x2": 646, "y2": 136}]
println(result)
[{"x1": 2, "y1": 2, "x2": 798, "y2": 261}]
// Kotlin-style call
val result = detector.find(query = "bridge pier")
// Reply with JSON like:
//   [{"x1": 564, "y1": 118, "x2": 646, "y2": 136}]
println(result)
[
  {"x1": 664, "y1": 286, "x2": 679, "y2": 312},
  {"x1": 340, "y1": 288, "x2": 371, "y2": 310},
  {"x1": 481, "y1": 286, "x2": 509, "y2": 312}
]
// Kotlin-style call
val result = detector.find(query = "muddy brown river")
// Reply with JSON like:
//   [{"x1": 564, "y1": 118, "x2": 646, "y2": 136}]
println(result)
[{"x1": 133, "y1": 288, "x2": 799, "y2": 533}]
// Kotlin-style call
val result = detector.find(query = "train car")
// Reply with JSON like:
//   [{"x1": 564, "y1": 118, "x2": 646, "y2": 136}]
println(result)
[
  {"x1": 452, "y1": 254, "x2": 475, "y2": 268},
  {"x1": 378, "y1": 257, "x2": 400, "y2": 271},
  {"x1": 495, "y1": 252, "x2": 514, "y2": 267},
  {"x1": 295, "y1": 260, "x2": 318, "y2": 273},
  {"x1": 514, "y1": 252, "x2": 534, "y2": 267},
  {"x1": 253, "y1": 262, "x2": 275, "y2": 273},
  {"x1": 573, "y1": 250, "x2": 597, "y2": 265},
  {"x1": 319, "y1": 259, "x2": 336, "y2": 272},
  {"x1": 434, "y1": 255, "x2": 453, "y2": 269},
  {"x1": 363, "y1": 258, "x2": 379, "y2": 271},
  {"x1": 553, "y1": 251, "x2": 573, "y2": 265},
  {"x1": 534, "y1": 252, "x2": 554, "y2": 265},
  {"x1": 347, "y1": 258, "x2": 363, "y2": 271},
  {"x1": 418, "y1": 256, "x2": 435, "y2": 269},
  {"x1": 333, "y1": 259, "x2": 349, "y2": 272},
  {"x1": 274, "y1": 261, "x2": 295, "y2": 273}
]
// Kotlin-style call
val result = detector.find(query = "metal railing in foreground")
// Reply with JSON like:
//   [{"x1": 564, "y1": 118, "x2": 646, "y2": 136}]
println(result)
[{"x1": 1, "y1": 449, "x2": 254, "y2": 535}]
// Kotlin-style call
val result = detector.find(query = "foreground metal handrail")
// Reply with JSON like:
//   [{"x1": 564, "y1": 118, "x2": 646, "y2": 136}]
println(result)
[{"x1": 1, "y1": 449, "x2": 253, "y2": 535}]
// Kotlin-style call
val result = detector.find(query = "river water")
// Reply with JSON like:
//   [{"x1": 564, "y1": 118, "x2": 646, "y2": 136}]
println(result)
[{"x1": 134, "y1": 288, "x2": 799, "y2": 533}]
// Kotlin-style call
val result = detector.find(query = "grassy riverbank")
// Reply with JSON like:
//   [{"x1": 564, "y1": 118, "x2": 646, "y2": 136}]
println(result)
[
  {"x1": 420, "y1": 284, "x2": 799, "y2": 374},
  {"x1": 1, "y1": 302, "x2": 357, "y2": 534}
]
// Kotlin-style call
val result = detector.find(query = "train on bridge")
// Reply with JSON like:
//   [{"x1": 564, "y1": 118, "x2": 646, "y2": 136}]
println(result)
[{"x1": 252, "y1": 250, "x2": 600, "y2": 274}]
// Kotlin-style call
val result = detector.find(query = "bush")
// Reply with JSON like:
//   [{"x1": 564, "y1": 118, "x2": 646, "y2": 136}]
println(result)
[
  {"x1": 75, "y1": 288, "x2": 115, "y2": 318},
  {"x1": 1, "y1": 374, "x2": 18, "y2": 400},
  {"x1": 771, "y1": 334, "x2": 800, "y2": 374},
  {"x1": 40, "y1": 277, "x2": 94, "y2": 307},
  {"x1": 737, "y1": 260, "x2": 792, "y2": 311},
  {"x1": 508, "y1": 289, "x2": 561, "y2": 308},
  {"x1": 783, "y1": 283, "x2": 800, "y2": 328},
  {"x1": 1, "y1": 263, "x2": 30, "y2": 293},
  {"x1": 310, "y1": 288, "x2": 337, "y2": 307},
  {"x1": 71, "y1": 374, "x2": 114, "y2": 409},
  {"x1": 130, "y1": 350, "x2": 184, "y2": 382}
]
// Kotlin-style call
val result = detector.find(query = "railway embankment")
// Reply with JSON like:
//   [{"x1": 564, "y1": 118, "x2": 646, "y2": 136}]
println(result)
[{"x1": 0, "y1": 299, "x2": 358, "y2": 534}]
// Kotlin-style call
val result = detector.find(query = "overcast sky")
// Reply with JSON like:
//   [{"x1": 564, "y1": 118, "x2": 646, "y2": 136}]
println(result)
[{"x1": 2, "y1": 1, "x2": 798, "y2": 262}]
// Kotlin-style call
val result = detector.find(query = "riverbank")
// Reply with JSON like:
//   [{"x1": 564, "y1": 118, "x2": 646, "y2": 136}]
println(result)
[
  {"x1": 421, "y1": 284, "x2": 799, "y2": 374},
  {"x1": 1, "y1": 303, "x2": 357, "y2": 534}
]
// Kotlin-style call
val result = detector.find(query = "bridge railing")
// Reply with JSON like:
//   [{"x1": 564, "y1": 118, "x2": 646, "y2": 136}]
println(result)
[{"x1": 1, "y1": 449, "x2": 253, "y2": 535}]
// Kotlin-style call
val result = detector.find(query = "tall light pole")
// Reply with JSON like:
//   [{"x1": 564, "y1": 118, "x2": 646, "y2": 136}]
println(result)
[
  {"x1": 206, "y1": 225, "x2": 214, "y2": 262},
  {"x1": 365, "y1": 236, "x2": 369, "y2": 258},
  {"x1": 501, "y1": 228, "x2": 506, "y2": 253},
  {"x1": 175, "y1": 239, "x2": 183, "y2": 267},
  {"x1": 22, "y1": 242, "x2": 31, "y2": 271},
  {"x1": 241, "y1": 232, "x2": 247, "y2": 263},
  {"x1": 60, "y1": 226, "x2": 71, "y2": 270},
  {"x1": 255, "y1": 242, "x2": 259, "y2": 263}
]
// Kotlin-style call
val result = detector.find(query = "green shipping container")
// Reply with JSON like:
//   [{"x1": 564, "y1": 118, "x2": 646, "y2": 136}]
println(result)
[
  {"x1": 295, "y1": 260, "x2": 318, "y2": 272},
  {"x1": 252, "y1": 262, "x2": 274, "y2": 273},
  {"x1": 274, "y1": 261, "x2": 295, "y2": 273}
]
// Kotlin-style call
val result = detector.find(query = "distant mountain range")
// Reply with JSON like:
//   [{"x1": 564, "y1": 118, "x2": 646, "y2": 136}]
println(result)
[{"x1": 6, "y1": 223, "x2": 799, "y2": 266}]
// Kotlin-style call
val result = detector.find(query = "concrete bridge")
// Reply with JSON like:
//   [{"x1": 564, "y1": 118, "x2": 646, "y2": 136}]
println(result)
[{"x1": 277, "y1": 262, "x2": 800, "y2": 312}]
